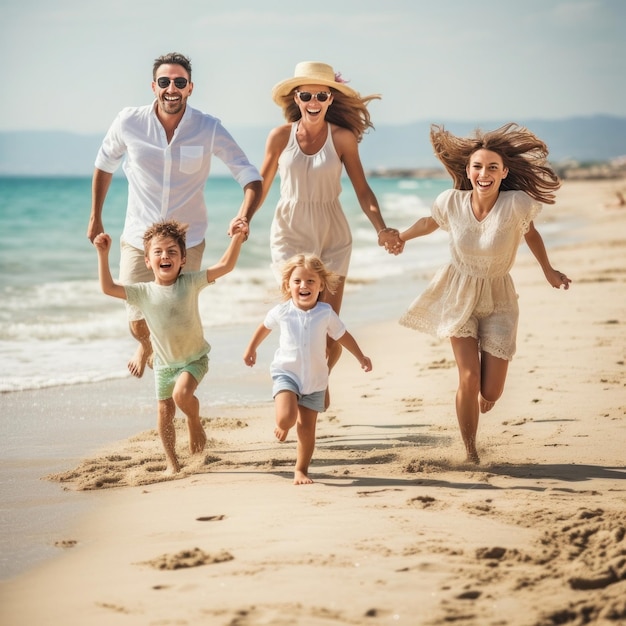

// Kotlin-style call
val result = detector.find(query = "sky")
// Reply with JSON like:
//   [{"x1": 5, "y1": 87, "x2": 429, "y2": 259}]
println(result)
[{"x1": 2, "y1": 0, "x2": 625, "y2": 135}]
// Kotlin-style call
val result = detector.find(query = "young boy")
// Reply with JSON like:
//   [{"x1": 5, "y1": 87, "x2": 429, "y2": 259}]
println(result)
[{"x1": 94, "y1": 218, "x2": 248, "y2": 474}]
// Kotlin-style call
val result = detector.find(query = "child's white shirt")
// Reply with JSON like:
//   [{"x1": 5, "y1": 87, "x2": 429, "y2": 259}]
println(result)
[{"x1": 264, "y1": 300, "x2": 346, "y2": 395}]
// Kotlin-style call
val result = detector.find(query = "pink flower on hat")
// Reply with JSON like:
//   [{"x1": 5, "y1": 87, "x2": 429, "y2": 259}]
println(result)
[{"x1": 334, "y1": 72, "x2": 350, "y2": 84}]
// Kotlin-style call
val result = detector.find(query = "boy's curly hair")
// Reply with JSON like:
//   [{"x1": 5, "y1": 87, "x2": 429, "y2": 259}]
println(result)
[
  {"x1": 279, "y1": 254, "x2": 341, "y2": 301},
  {"x1": 143, "y1": 220, "x2": 188, "y2": 258}
]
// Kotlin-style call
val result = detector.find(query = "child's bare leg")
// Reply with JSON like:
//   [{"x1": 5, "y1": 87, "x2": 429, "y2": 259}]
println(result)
[
  {"x1": 450, "y1": 337, "x2": 481, "y2": 464},
  {"x1": 157, "y1": 398, "x2": 180, "y2": 474},
  {"x1": 294, "y1": 407, "x2": 318, "y2": 485},
  {"x1": 128, "y1": 319, "x2": 153, "y2": 378},
  {"x1": 274, "y1": 391, "x2": 298, "y2": 441},
  {"x1": 479, "y1": 352, "x2": 509, "y2": 413},
  {"x1": 172, "y1": 373, "x2": 206, "y2": 454}
]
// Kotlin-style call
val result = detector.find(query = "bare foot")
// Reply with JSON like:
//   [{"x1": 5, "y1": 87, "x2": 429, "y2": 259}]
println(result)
[
  {"x1": 465, "y1": 449, "x2": 480, "y2": 465},
  {"x1": 479, "y1": 394, "x2": 496, "y2": 413},
  {"x1": 127, "y1": 344, "x2": 152, "y2": 378},
  {"x1": 164, "y1": 462, "x2": 180, "y2": 476},
  {"x1": 188, "y1": 421, "x2": 207, "y2": 454},
  {"x1": 274, "y1": 426, "x2": 288, "y2": 442},
  {"x1": 293, "y1": 470, "x2": 313, "y2": 485}
]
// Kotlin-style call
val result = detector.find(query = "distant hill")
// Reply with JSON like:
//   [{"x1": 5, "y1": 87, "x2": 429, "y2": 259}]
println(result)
[
  {"x1": 1, "y1": 115, "x2": 624, "y2": 176},
  {"x1": 360, "y1": 116, "x2": 626, "y2": 172}
]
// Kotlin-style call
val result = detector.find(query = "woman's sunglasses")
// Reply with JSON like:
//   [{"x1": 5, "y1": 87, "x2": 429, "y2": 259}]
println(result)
[
  {"x1": 296, "y1": 91, "x2": 332, "y2": 103},
  {"x1": 156, "y1": 77, "x2": 189, "y2": 89}
]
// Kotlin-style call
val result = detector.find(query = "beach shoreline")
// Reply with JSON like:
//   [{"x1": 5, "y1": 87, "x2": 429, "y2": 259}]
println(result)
[{"x1": 1, "y1": 179, "x2": 625, "y2": 625}]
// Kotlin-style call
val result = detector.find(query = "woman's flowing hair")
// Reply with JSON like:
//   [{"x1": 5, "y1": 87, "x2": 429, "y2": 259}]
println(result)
[
  {"x1": 431, "y1": 123, "x2": 561, "y2": 204},
  {"x1": 277, "y1": 90, "x2": 381, "y2": 143}
]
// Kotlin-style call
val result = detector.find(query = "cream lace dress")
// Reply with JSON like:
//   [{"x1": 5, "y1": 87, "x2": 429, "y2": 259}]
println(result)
[
  {"x1": 269, "y1": 122, "x2": 352, "y2": 280},
  {"x1": 399, "y1": 188, "x2": 541, "y2": 360}
]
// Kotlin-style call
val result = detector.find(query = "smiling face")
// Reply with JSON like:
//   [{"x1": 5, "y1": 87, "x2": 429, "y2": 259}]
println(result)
[
  {"x1": 145, "y1": 235, "x2": 186, "y2": 285},
  {"x1": 294, "y1": 83, "x2": 333, "y2": 122},
  {"x1": 466, "y1": 149, "x2": 509, "y2": 199},
  {"x1": 152, "y1": 63, "x2": 193, "y2": 117},
  {"x1": 288, "y1": 265, "x2": 324, "y2": 310}
]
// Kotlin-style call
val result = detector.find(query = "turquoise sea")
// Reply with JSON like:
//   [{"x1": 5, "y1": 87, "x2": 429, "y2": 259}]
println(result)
[
  {"x1": 0, "y1": 173, "x2": 582, "y2": 580},
  {"x1": 0, "y1": 175, "x2": 453, "y2": 395},
  {"x1": 0, "y1": 174, "x2": 457, "y2": 579}
]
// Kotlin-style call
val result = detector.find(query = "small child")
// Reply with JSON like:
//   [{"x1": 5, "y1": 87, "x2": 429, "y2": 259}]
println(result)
[
  {"x1": 94, "y1": 218, "x2": 248, "y2": 474},
  {"x1": 243, "y1": 253, "x2": 372, "y2": 485}
]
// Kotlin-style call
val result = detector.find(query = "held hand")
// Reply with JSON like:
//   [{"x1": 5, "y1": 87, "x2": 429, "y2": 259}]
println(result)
[
  {"x1": 360, "y1": 356, "x2": 373, "y2": 372},
  {"x1": 389, "y1": 232, "x2": 405, "y2": 255},
  {"x1": 87, "y1": 216, "x2": 104, "y2": 243},
  {"x1": 231, "y1": 226, "x2": 249, "y2": 243},
  {"x1": 229, "y1": 216, "x2": 249, "y2": 240},
  {"x1": 377, "y1": 228, "x2": 404, "y2": 255},
  {"x1": 93, "y1": 233, "x2": 112, "y2": 252},
  {"x1": 547, "y1": 268, "x2": 572, "y2": 290}
]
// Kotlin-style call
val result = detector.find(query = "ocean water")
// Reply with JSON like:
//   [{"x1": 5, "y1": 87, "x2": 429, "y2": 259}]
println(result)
[
  {"x1": 0, "y1": 174, "x2": 455, "y2": 580},
  {"x1": 0, "y1": 174, "x2": 582, "y2": 581},
  {"x1": 0, "y1": 175, "x2": 452, "y2": 396}
]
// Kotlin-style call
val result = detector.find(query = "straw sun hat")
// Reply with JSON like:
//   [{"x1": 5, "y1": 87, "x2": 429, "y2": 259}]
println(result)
[{"x1": 271, "y1": 61, "x2": 358, "y2": 105}]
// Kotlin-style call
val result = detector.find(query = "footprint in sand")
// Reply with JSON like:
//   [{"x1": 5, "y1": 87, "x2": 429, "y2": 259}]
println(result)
[
  {"x1": 202, "y1": 417, "x2": 248, "y2": 429},
  {"x1": 426, "y1": 358, "x2": 455, "y2": 370},
  {"x1": 408, "y1": 495, "x2": 438, "y2": 509},
  {"x1": 139, "y1": 547, "x2": 234, "y2": 570}
]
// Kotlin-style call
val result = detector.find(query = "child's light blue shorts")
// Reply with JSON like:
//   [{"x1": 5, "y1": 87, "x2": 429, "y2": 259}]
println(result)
[{"x1": 272, "y1": 374, "x2": 325, "y2": 413}]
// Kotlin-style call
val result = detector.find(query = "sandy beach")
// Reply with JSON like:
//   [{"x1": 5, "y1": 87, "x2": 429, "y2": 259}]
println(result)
[{"x1": 1, "y1": 179, "x2": 625, "y2": 626}]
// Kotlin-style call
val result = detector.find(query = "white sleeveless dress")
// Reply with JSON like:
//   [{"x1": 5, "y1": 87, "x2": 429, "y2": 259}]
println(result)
[{"x1": 270, "y1": 122, "x2": 352, "y2": 280}]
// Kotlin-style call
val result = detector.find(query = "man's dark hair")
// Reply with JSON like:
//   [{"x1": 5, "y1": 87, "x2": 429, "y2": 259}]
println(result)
[{"x1": 153, "y1": 52, "x2": 192, "y2": 80}]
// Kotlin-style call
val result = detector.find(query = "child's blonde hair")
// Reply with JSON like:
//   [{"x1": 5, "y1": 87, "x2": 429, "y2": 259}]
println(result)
[
  {"x1": 143, "y1": 220, "x2": 188, "y2": 258},
  {"x1": 279, "y1": 254, "x2": 341, "y2": 301}
]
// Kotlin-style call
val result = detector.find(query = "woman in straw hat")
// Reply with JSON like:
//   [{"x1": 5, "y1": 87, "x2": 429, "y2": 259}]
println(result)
[{"x1": 253, "y1": 61, "x2": 402, "y2": 395}]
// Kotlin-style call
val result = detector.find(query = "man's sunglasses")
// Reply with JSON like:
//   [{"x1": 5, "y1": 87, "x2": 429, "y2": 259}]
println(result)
[
  {"x1": 296, "y1": 91, "x2": 332, "y2": 103},
  {"x1": 156, "y1": 77, "x2": 189, "y2": 89}
]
